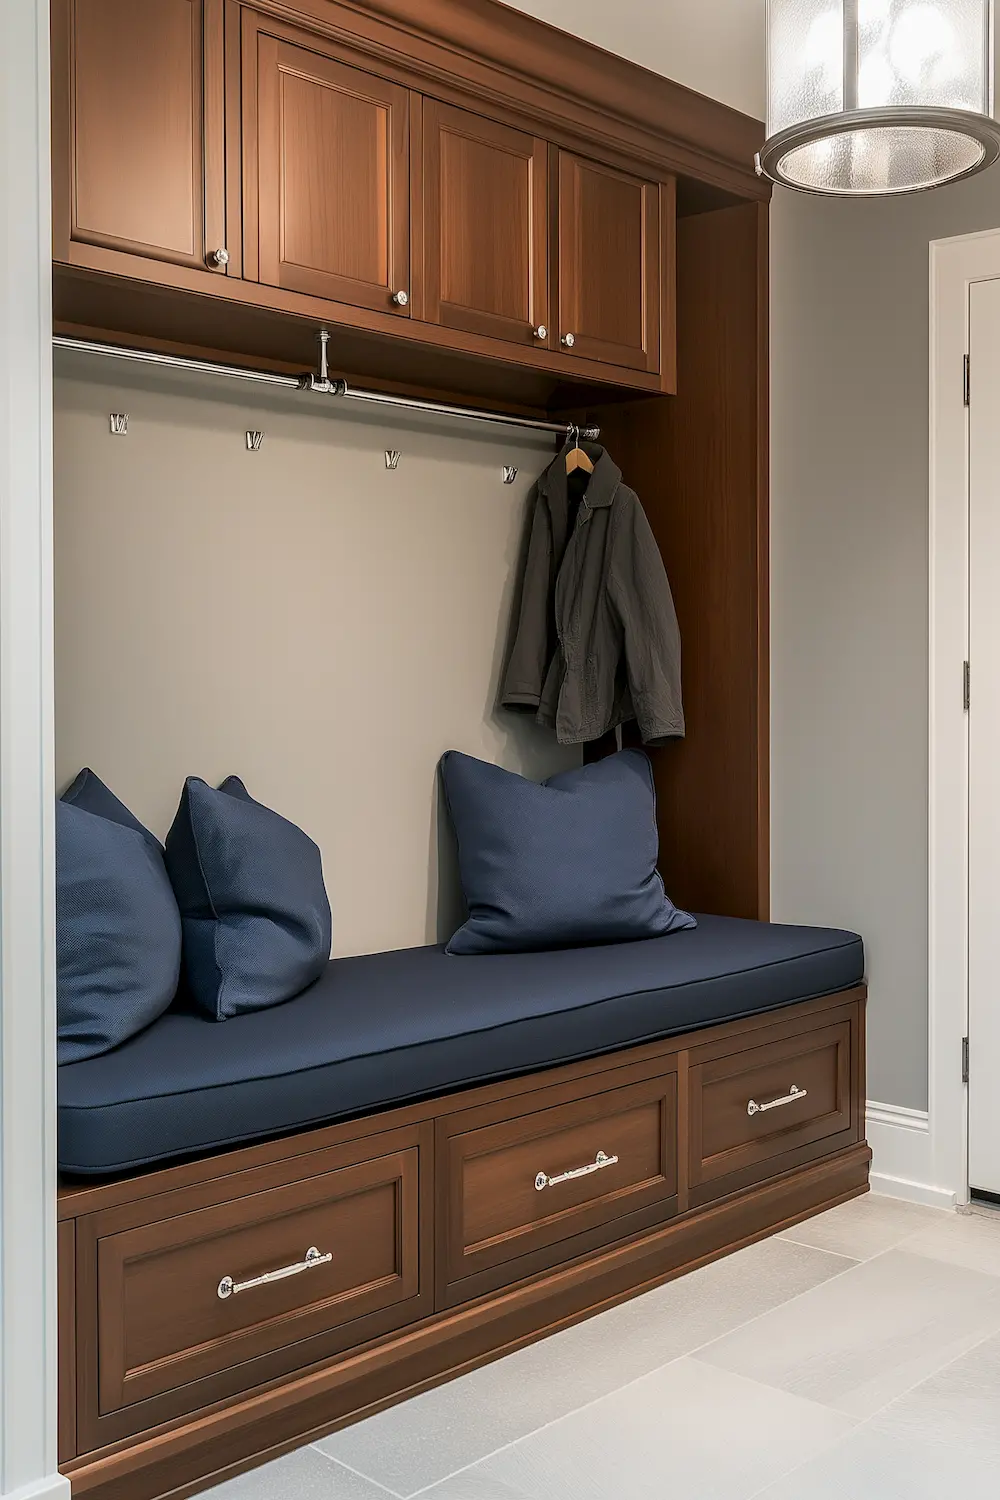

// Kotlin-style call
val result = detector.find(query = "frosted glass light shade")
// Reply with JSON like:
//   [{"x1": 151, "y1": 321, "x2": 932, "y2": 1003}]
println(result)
[{"x1": 758, "y1": 0, "x2": 1000, "y2": 193}]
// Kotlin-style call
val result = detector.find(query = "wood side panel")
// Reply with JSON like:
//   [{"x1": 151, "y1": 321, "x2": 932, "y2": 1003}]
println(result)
[
  {"x1": 62, "y1": 1145, "x2": 870, "y2": 1500},
  {"x1": 223, "y1": 0, "x2": 245, "y2": 279},
  {"x1": 754, "y1": 201, "x2": 770, "y2": 915},
  {"x1": 421, "y1": 98, "x2": 549, "y2": 347},
  {"x1": 59, "y1": 1218, "x2": 78, "y2": 1464},
  {"x1": 587, "y1": 201, "x2": 768, "y2": 919},
  {"x1": 658, "y1": 175, "x2": 677, "y2": 395}
]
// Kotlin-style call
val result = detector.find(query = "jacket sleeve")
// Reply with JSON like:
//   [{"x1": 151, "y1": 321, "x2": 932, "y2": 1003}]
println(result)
[
  {"x1": 498, "y1": 489, "x2": 554, "y2": 713},
  {"x1": 607, "y1": 495, "x2": 685, "y2": 745}
]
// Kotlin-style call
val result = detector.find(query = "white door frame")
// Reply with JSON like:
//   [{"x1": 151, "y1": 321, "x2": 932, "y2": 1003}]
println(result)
[
  {"x1": 0, "y1": 4, "x2": 66, "y2": 1499},
  {"x1": 928, "y1": 226, "x2": 1000, "y2": 1210}
]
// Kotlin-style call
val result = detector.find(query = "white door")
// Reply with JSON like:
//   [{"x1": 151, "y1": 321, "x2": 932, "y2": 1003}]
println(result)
[{"x1": 968, "y1": 275, "x2": 1000, "y2": 1198}]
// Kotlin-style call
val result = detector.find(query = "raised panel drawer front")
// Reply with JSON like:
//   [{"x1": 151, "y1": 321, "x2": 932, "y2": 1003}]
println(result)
[
  {"x1": 688, "y1": 1012, "x2": 856, "y2": 1205},
  {"x1": 244, "y1": 14, "x2": 410, "y2": 315},
  {"x1": 59, "y1": 0, "x2": 224, "y2": 268},
  {"x1": 440, "y1": 1060, "x2": 678, "y2": 1302},
  {"x1": 78, "y1": 1126, "x2": 426, "y2": 1444}
]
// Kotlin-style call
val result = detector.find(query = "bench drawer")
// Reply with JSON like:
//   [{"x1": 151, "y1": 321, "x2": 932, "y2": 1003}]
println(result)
[
  {"x1": 688, "y1": 1010, "x2": 858, "y2": 1205},
  {"x1": 75, "y1": 1124, "x2": 431, "y2": 1450},
  {"x1": 439, "y1": 1060, "x2": 678, "y2": 1303}
]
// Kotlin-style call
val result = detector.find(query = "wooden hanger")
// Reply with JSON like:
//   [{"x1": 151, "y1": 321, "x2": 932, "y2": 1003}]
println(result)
[{"x1": 565, "y1": 425, "x2": 594, "y2": 476}]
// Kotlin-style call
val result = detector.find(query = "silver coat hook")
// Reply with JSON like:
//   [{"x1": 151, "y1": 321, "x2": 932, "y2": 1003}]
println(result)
[
  {"x1": 246, "y1": 431, "x2": 263, "y2": 451},
  {"x1": 503, "y1": 466, "x2": 518, "y2": 484},
  {"x1": 385, "y1": 450, "x2": 401, "y2": 470},
  {"x1": 109, "y1": 413, "x2": 128, "y2": 436}
]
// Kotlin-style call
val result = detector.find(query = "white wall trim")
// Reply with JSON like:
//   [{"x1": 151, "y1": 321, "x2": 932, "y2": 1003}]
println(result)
[
  {"x1": 1, "y1": 1477, "x2": 72, "y2": 1500},
  {"x1": 865, "y1": 1099, "x2": 954, "y2": 1208},
  {"x1": 0, "y1": 4, "x2": 65, "y2": 1497},
  {"x1": 866, "y1": 1100, "x2": 930, "y2": 1134},
  {"x1": 927, "y1": 225, "x2": 1000, "y2": 1214}
]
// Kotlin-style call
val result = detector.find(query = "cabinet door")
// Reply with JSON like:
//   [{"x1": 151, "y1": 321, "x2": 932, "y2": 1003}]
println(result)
[
  {"x1": 243, "y1": 17, "x2": 410, "y2": 316},
  {"x1": 555, "y1": 150, "x2": 660, "y2": 374},
  {"x1": 419, "y1": 99, "x2": 548, "y2": 347},
  {"x1": 53, "y1": 0, "x2": 226, "y2": 272}
]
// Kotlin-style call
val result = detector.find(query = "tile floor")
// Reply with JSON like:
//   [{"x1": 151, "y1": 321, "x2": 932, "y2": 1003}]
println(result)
[{"x1": 205, "y1": 1194, "x2": 1000, "y2": 1500}]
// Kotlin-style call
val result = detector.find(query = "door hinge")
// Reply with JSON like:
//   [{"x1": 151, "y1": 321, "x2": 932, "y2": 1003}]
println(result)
[
  {"x1": 964, "y1": 354, "x2": 971, "y2": 406},
  {"x1": 963, "y1": 1035, "x2": 970, "y2": 1083},
  {"x1": 964, "y1": 660, "x2": 971, "y2": 711}
]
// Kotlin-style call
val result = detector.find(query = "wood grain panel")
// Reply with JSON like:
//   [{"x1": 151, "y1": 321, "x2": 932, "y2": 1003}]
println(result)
[
  {"x1": 57, "y1": 0, "x2": 224, "y2": 270},
  {"x1": 586, "y1": 201, "x2": 768, "y2": 918},
  {"x1": 74, "y1": 1124, "x2": 432, "y2": 1453},
  {"x1": 59, "y1": 1218, "x2": 77, "y2": 1464},
  {"x1": 556, "y1": 150, "x2": 661, "y2": 373},
  {"x1": 247, "y1": 18, "x2": 410, "y2": 313},
  {"x1": 421, "y1": 99, "x2": 549, "y2": 345},
  {"x1": 438, "y1": 1060, "x2": 678, "y2": 1302},
  {"x1": 98, "y1": 1154, "x2": 415, "y2": 1412},
  {"x1": 689, "y1": 1018, "x2": 854, "y2": 1205}
]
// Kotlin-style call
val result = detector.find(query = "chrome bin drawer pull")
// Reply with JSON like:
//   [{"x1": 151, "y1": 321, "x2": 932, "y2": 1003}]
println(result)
[
  {"x1": 535, "y1": 1149, "x2": 619, "y2": 1192},
  {"x1": 747, "y1": 1084, "x2": 808, "y2": 1118},
  {"x1": 218, "y1": 1245, "x2": 332, "y2": 1300}
]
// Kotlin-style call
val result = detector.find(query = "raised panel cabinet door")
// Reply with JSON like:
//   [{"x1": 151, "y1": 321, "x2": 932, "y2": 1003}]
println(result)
[
  {"x1": 556, "y1": 149, "x2": 661, "y2": 373},
  {"x1": 246, "y1": 22, "x2": 410, "y2": 315},
  {"x1": 54, "y1": 0, "x2": 226, "y2": 270},
  {"x1": 420, "y1": 99, "x2": 549, "y2": 346}
]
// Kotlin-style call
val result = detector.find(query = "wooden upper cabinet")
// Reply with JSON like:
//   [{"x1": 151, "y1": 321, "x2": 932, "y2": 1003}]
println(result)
[
  {"x1": 417, "y1": 99, "x2": 548, "y2": 347},
  {"x1": 240, "y1": 13, "x2": 410, "y2": 317},
  {"x1": 53, "y1": 0, "x2": 226, "y2": 271},
  {"x1": 555, "y1": 150, "x2": 664, "y2": 375}
]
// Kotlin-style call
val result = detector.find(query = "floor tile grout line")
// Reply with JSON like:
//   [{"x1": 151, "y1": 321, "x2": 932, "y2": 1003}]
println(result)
[
  {"x1": 319, "y1": 1207, "x2": 1000, "y2": 1497},
  {"x1": 843, "y1": 1291, "x2": 1000, "y2": 1424},
  {"x1": 326, "y1": 1239, "x2": 869, "y2": 1499},
  {"x1": 308, "y1": 1446, "x2": 406, "y2": 1499},
  {"x1": 404, "y1": 1363, "x2": 867, "y2": 1500},
  {"x1": 774, "y1": 1234, "x2": 861, "y2": 1261},
  {"x1": 742, "y1": 1415, "x2": 869, "y2": 1500}
]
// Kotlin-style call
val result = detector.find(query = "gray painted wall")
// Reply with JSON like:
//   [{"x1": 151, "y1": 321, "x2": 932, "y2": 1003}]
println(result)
[
  {"x1": 771, "y1": 171, "x2": 1000, "y2": 1110},
  {"x1": 54, "y1": 358, "x2": 578, "y2": 959}
]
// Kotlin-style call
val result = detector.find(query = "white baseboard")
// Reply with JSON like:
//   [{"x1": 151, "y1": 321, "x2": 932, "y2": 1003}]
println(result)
[
  {"x1": 1, "y1": 1473, "x2": 71, "y2": 1500},
  {"x1": 865, "y1": 1101, "x2": 957, "y2": 1210}
]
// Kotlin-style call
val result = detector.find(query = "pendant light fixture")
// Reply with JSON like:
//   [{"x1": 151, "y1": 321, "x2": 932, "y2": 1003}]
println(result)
[{"x1": 757, "y1": 1, "x2": 1000, "y2": 194}]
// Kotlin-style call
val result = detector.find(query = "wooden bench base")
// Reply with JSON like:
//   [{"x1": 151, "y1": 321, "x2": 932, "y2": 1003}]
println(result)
[{"x1": 58, "y1": 986, "x2": 868, "y2": 1500}]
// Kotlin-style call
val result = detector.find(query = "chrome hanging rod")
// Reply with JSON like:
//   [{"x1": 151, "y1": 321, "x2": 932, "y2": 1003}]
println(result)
[{"x1": 52, "y1": 333, "x2": 600, "y2": 442}]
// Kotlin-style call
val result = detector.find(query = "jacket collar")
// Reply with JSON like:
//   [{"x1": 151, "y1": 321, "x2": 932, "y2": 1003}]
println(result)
[{"x1": 539, "y1": 443, "x2": 622, "y2": 511}]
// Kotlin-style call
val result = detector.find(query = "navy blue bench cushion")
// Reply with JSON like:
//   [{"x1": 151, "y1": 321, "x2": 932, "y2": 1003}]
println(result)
[{"x1": 57, "y1": 915, "x2": 865, "y2": 1176}]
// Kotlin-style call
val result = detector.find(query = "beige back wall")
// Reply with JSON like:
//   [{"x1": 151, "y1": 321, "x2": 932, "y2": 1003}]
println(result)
[{"x1": 54, "y1": 354, "x2": 578, "y2": 958}]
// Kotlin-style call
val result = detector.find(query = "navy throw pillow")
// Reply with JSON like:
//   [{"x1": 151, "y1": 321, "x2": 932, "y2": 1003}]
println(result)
[
  {"x1": 164, "y1": 776, "x2": 332, "y2": 1020},
  {"x1": 57, "y1": 770, "x2": 181, "y2": 1064},
  {"x1": 441, "y1": 749, "x2": 696, "y2": 955}
]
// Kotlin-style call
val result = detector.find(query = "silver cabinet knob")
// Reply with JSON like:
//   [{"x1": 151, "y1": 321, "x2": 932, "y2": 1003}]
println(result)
[
  {"x1": 208, "y1": 247, "x2": 229, "y2": 267},
  {"x1": 533, "y1": 325, "x2": 548, "y2": 340},
  {"x1": 391, "y1": 290, "x2": 409, "y2": 307},
  {"x1": 561, "y1": 332, "x2": 576, "y2": 348}
]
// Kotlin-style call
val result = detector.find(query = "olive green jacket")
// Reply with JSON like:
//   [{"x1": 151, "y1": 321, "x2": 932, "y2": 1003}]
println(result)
[{"x1": 500, "y1": 444, "x2": 684, "y2": 746}]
